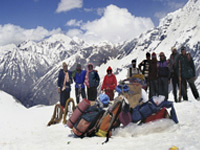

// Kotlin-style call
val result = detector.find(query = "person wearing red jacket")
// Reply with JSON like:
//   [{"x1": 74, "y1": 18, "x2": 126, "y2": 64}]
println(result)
[{"x1": 101, "y1": 66, "x2": 117, "y2": 100}]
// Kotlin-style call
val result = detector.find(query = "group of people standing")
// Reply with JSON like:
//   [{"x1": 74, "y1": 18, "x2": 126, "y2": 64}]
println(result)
[
  {"x1": 57, "y1": 46, "x2": 200, "y2": 109},
  {"x1": 57, "y1": 62, "x2": 117, "y2": 109},
  {"x1": 138, "y1": 46, "x2": 200, "y2": 102}
]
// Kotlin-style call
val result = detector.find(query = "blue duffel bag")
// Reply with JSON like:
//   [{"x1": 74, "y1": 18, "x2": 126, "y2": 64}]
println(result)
[
  {"x1": 132, "y1": 101, "x2": 157, "y2": 123},
  {"x1": 99, "y1": 93, "x2": 110, "y2": 107}
]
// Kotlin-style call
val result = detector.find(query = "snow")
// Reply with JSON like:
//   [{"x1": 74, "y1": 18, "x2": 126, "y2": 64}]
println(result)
[
  {"x1": 44, "y1": 33, "x2": 72, "y2": 44},
  {"x1": 1, "y1": 0, "x2": 200, "y2": 149},
  {"x1": 1, "y1": 82, "x2": 200, "y2": 150}
]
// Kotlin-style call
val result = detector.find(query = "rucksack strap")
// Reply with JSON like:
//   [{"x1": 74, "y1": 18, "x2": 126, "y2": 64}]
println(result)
[
  {"x1": 129, "y1": 67, "x2": 132, "y2": 77},
  {"x1": 102, "y1": 102, "x2": 122, "y2": 144}
]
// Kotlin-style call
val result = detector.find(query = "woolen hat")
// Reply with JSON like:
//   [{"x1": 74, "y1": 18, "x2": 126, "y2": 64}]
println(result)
[
  {"x1": 76, "y1": 64, "x2": 81, "y2": 69},
  {"x1": 181, "y1": 46, "x2": 186, "y2": 51},
  {"x1": 131, "y1": 59, "x2": 137, "y2": 64},
  {"x1": 152, "y1": 52, "x2": 156, "y2": 57}
]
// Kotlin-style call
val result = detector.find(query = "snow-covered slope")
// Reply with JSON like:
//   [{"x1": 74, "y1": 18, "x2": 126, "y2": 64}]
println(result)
[
  {"x1": 0, "y1": 0, "x2": 200, "y2": 107},
  {"x1": 1, "y1": 88, "x2": 200, "y2": 150}
]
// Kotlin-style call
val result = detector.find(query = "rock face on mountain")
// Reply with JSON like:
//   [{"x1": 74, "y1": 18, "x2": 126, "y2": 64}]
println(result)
[
  {"x1": 0, "y1": 35, "x2": 121, "y2": 107},
  {"x1": 0, "y1": 0, "x2": 199, "y2": 107}
]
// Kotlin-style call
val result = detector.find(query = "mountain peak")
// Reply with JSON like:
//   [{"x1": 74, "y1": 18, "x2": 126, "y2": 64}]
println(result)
[{"x1": 44, "y1": 33, "x2": 72, "y2": 44}]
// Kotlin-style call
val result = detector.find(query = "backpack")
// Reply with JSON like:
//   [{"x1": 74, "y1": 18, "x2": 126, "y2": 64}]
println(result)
[
  {"x1": 144, "y1": 107, "x2": 169, "y2": 123},
  {"x1": 99, "y1": 93, "x2": 110, "y2": 107},
  {"x1": 119, "y1": 99, "x2": 132, "y2": 126},
  {"x1": 96, "y1": 97, "x2": 122, "y2": 141},
  {"x1": 72, "y1": 105, "x2": 105, "y2": 138},
  {"x1": 67, "y1": 98, "x2": 90, "y2": 128},
  {"x1": 132, "y1": 100, "x2": 157, "y2": 123},
  {"x1": 132, "y1": 99, "x2": 179, "y2": 124}
]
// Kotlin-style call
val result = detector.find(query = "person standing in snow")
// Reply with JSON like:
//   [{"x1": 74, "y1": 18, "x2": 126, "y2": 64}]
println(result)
[
  {"x1": 138, "y1": 52, "x2": 151, "y2": 91},
  {"x1": 101, "y1": 66, "x2": 117, "y2": 100},
  {"x1": 148, "y1": 52, "x2": 158, "y2": 99},
  {"x1": 57, "y1": 62, "x2": 73, "y2": 110},
  {"x1": 176, "y1": 46, "x2": 200, "y2": 101},
  {"x1": 157, "y1": 52, "x2": 169, "y2": 100},
  {"x1": 72, "y1": 64, "x2": 87, "y2": 104},
  {"x1": 168, "y1": 47, "x2": 180, "y2": 102},
  {"x1": 85, "y1": 63, "x2": 100, "y2": 102}
]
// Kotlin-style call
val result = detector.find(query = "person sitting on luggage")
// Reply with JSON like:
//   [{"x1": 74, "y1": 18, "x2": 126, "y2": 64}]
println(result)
[
  {"x1": 127, "y1": 59, "x2": 141, "y2": 78},
  {"x1": 101, "y1": 66, "x2": 117, "y2": 101},
  {"x1": 57, "y1": 62, "x2": 73, "y2": 111}
]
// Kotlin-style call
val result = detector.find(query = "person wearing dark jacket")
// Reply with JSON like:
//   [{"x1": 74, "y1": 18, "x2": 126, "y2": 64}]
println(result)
[
  {"x1": 138, "y1": 52, "x2": 151, "y2": 91},
  {"x1": 157, "y1": 52, "x2": 169, "y2": 100},
  {"x1": 73, "y1": 64, "x2": 87, "y2": 104},
  {"x1": 177, "y1": 46, "x2": 200, "y2": 101},
  {"x1": 85, "y1": 63, "x2": 100, "y2": 101},
  {"x1": 149, "y1": 52, "x2": 158, "y2": 99},
  {"x1": 57, "y1": 62, "x2": 73, "y2": 110},
  {"x1": 101, "y1": 66, "x2": 117, "y2": 100},
  {"x1": 168, "y1": 47, "x2": 180, "y2": 102}
]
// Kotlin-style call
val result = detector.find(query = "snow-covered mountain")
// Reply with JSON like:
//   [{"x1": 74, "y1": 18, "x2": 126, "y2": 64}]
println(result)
[
  {"x1": 0, "y1": 0, "x2": 200, "y2": 107},
  {"x1": 103, "y1": 0, "x2": 200, "y2": 84},
  {"x1": 0, "y1": 34, "x2": 122, "y2": 106}
]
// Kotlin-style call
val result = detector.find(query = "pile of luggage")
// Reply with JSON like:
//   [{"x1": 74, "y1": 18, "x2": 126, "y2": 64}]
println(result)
[{"x1": 66, "y1": 77, "x2": 178, "y2": 141}]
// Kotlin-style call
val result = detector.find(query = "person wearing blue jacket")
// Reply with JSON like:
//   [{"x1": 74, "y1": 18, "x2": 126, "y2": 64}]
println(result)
[
  {"x1": 57, "y1": 62, "x2": 73, "y2": 110},
  {"x1": 84, "y1": 63, "x2": 100, "y2": 102},
  {"x1": 73, "y1": 64, "x2": 87, "y2": 104}
]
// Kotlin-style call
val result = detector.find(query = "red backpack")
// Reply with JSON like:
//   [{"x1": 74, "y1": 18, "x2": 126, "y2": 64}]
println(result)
[{"x1": 144, "y1": 107, "x2": 169, "y2": 123}]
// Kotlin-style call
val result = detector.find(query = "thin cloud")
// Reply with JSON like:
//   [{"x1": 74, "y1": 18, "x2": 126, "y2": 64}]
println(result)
[
  {"x1": 66, "y1": 29, "x2": 83, "y2": 37},
  {"x1": 66, "y1": 4, "x2": 154, "y2": 44},
  {"x1": 84, "y1": 8, "x2": 94, "y2": 12},
  {"x1": 0, "y1": 24, "x2": 61, "y2": 46},
  {"x1": 152, "y1": 0, "x2": 186, "y2": 9},
  {"x1": 154, "y1": 12, "x2": 167, "y2": 20},
  {"x1": 56, "y1": 0, "x2": 83, "y2": 13},
  {"x1": 66, "y1": 19, "x2": 83, "y2": 27},
  {"x1": 97, "y1": 8, "x2": 105, "y2": 16},
  {"x1": 84, "y1": 7, "x2": 105, "y2": 16},
  {"x1": 167, "y1": 2, "x2": 185, "y2": 10},
  {"x1": 154, "y1": 0, "x2": 186, "y2": 20}
]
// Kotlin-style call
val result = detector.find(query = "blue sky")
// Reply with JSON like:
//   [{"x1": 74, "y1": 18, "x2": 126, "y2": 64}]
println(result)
[{"x1": 0, "y1": 0, "x2": 188, "y2": 46}]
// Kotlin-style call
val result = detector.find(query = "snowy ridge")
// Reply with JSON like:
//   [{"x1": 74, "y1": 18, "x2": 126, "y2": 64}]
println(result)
[
  {"x1": 0, "y1": 33, "x2": 121, "y2": 106},
  {"x1": 0, "y1": 0, "x2": 200, "y2": 106},
  {"x1": 1, "y1": 90, "x2": 200, "y2": 150}
]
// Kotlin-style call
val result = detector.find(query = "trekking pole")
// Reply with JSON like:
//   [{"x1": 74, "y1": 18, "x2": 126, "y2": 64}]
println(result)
[{"x1": 178, "y1": 60, "x2": 181, "y2": 102}]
